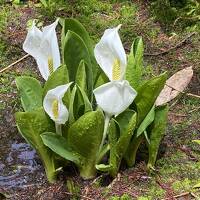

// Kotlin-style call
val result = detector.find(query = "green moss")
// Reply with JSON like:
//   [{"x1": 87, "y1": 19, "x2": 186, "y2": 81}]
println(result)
[
  {"x1": 172, "y1": 178, "x2": 191, "y2": 192},
  {"x1": 109, "y1": 194, "x2": 132, "y2": 200},
  {"x1": 137, "y1": 197, "x2": 149, "y2": 200}
]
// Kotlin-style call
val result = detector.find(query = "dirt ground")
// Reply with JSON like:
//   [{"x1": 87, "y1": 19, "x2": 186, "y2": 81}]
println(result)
[{"x1": 0, "y1": 1, "x2": 200, "y2": 199}]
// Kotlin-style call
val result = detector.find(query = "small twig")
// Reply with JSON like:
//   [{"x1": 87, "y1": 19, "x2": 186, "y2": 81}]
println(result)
[
  {"x1": 64, "y1": 191, "x2": 94, "y2": 200},
  {"x1": 0, "y1": 54, "x2": 29, "y2": 73},
  {"x1": 165, "y1": 83, "x2": 200, "y2": 99},
  {"x1": 189, "y1": 106, "x2": 200, "y2": 113},
  {"x1": 173, "y1": 192, "x2": 190, "y2": 198},
  {"x1": 191, "y1": 192, "x2": 198, "y2": 198},
  {"x1": 144, "y1": 32, "x2": 196, "y2": 56}
]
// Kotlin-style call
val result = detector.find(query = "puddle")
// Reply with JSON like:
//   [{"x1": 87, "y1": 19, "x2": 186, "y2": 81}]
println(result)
[{"x1": 0, "y1": 135, "x2": 46, "y2": 192}]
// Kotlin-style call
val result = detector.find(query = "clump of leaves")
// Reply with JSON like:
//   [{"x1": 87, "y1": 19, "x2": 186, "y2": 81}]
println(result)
[{"x1": 15, "y1": 18, "x2": 193, "y2": 183}]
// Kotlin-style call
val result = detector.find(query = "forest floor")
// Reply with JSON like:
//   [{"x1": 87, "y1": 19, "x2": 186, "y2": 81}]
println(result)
[{"x1": 0, "y1": 0, "x2": 200, "y2": 199}]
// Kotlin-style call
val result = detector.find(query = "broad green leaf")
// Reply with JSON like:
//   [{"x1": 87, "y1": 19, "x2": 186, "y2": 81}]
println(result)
[
  {"x1": 94, "y1": 70, "x2": 109, "y2": 89},
  {"x1": 61, "y1": 18, "x2": 94, "y2": 61},
  {"x1": 96, "y1": 143, "x2": 110, "y2": 164},
  {"x1": 136, "y1": 105, "x2": 155, "y2": 137},
  {"x1": 68, "y1": 109, "x2": 104, "y2": 159},
  {"x1": 135, "y1": 72, "x2": 167, "y2": 126},
  {"x1": 41, "y1": 132, "x2": 82, "y2": 165},
  {"x1": 63, "y1": 31, "x2": 93, "y2": 99},
  {"x1": 77, "y1": 85, "x2": 92, "y2": 113},
  {"x1": 108, "y1": 119, "x2": 118, "y2": 148},
  {"x1": 116, "y1": 110, "x2": 135, "y2": 136},
  {"x1": 124, "y1": 74, "x2": 167, "y2": 167},
  {"x1": 15, "y1": 108, "x2": 57, "y2": 182},
  {"x1": 68, "y1": 85, "x2": 92, "y2": 125},
  {"x1": 109, "y1": 111, "x2": 137, "y2": 177},
  {"x1": 15, "y1": 76, "x2": 43, "y2": 112},
  {"x1": 68, "y1": 109, "x2": 104, "y2": 179},
  {"x1": 61, "y1": 18, "x2": 98, "y2": 83},
  {"x1": 68, "y1": 85, "x2": 77, "y2": 125},
  {"x1": 126, "y1": 37, "x2": 144, "y2": 90},
  {"x1": 124, "y1": 134, "x2": 144, "y2": 167},
  {"x1": 75, "y1": 60, "x2": 87, "y2": 93},
  {"x1": 43, "y1": 65, "x2": 69, "y2": 97},
  {"x1": 147, "y1": 105, "x2": 169, "y2": 171}
]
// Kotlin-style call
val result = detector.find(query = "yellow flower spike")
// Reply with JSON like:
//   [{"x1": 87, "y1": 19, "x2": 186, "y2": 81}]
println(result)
[
  {"x1": 52, "y1": 99, "x2": 59, "y2": 119},
  {"x1": 48, "y1": 56, "x2": 54, "y2": 75},
  {"x1": 112, "y1": 59, "x2": 121, "y2": 80},
  {"x1": 43, "y1": 83, "x2": 73, "y2": 125},
  {"x1": 94, "y1": 24, "x2": 127, "y2": 81}
]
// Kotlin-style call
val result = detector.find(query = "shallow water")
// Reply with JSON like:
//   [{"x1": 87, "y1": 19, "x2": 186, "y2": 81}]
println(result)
[{"x1": 0, "y1": 133, "x2": 46, "y2": 193}]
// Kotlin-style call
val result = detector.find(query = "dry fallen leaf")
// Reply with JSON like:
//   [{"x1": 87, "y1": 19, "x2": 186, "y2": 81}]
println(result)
[{"x1": 156, "y1": 66, "x2": 193, "y2": 106}]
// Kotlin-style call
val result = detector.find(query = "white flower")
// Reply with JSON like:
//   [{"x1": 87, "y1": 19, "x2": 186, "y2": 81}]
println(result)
[
  {"x1": 94, "y1": 25, "x2": 137, "y2": 116},
  {"x1": 43, "y1": 83, "x2": 72, "y2": 124},
  {"x1": 23, "y1": 19, "x2": 60, "y2": 80},
  {"x1": 93, "y1": 80, "x2": 137, "y2": 116},
  {"x1": 94, "y1": 24, "x2": 127, "y2": 81}
]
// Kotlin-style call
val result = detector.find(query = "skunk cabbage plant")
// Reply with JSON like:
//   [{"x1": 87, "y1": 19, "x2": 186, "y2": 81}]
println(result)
[{"x1": 15, "y1": 18, "x2": 170, "y2": 182}]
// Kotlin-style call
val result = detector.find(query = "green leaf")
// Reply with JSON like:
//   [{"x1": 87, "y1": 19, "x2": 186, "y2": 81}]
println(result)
[
  {"x1": 94, "y1": 70, "x2": 109, "y2": 89},
  {"x1": 61, "y1": 18, "x2": 98, "y2": 83},
  {"x1": 41, "y1": 132, "x2": 82, "y2": 165},
  {"x1": 61, "y1": 18, "x2": 94, "y2": 61},
  {"x1": 77, "y1": 85, "x2": 92, "y2": 113},
  {"x1": 68, "y1": 109, "x2": 104, "y2": 179},
  {"x1": 116, "y1": 110, "x2": 135, "y2": 135},
  {"x1": 68, "y1": 109, "x2": 104, "y2": 159},
  {"x1": 126, "y1": 37, "x2": 144, "y2": 90},
  {"x1": 68, "y1": 85, "x2": 77, "y2": 125},
  {"x1": 63, "y1": 31, "x2": 93, "y2": 99},
  {"x1": 108, "y1": 119, "x2": 118, "y2": 148},
  {"x1": 15, "y1": 76, "x2": 43, "y2": 112},
  {"x1": 193, "y1": 140, "x2": 200, "y2": 145},
  {"x1": 109, "y1": 111, "x2": 137, "y2": 177},
  {"x1": 75, "y1": 60, "x2": 87, "y2": 93},
  {"x1": 136, "y1": 105, "x2": 155, "y2": 137},
  {"x1": 124, "y1": 134, "x2": 144, "y2": 167},
  {"x1": 15, "y1": 108, "x2": 57, "y2": 182},
  {"x1": 194, "y1": 182, "x2": 200, "y2": 188},
  {"x1": 43, "y1": 65, "x2": 69, "y2": 97},
  {"x1": 96, "y1": 164, "x2": 113, "y2": 172},
  {"x1": 135, "y1": 72, "x2": 167, "y2": 126},
  {"x1": 147, "y1": 105, "x2": 169, "y2": 171},
  {"x1": 124, "y1": 74, "x2": 167, "y2": 168}
]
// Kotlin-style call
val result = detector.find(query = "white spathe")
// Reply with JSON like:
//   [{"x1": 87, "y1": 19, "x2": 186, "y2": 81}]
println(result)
[
  {"x1": 43, "y1": 83, "x2": 72, "y2": 124},
  {"x1": 23, "y1": 19, "x2": 60, "y2": 80},
  {"x1": 93, "y1": 80, "x2": 137, "y2": 116},
  {"x1": 93, "y1": 25, "x2": 137, "y2": 116},
  {"x1": 94, "y1": 24, "x2": 127, "y2": 81}
]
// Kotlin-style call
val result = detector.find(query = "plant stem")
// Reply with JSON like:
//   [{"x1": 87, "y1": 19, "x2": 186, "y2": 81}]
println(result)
[
  {"x1": 55, "y1": 123, "x2": 62, "y2": 135},
  {"x1": 98, "y1": 114, "x2": 110, "y2": 155}
]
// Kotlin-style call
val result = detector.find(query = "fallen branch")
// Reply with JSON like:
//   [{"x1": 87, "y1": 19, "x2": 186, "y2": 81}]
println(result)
[
  {"x1": 144, "y1": 32, "x2": 196, "y2": 56},
  {"x1": 0, "y1": 54, "x2": 29, "y2": 73}
]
